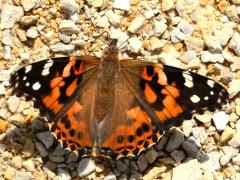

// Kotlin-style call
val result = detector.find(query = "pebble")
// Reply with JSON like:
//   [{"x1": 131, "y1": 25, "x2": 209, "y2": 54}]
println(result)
[
  {"x1": 60, "y1": 0, "x2": 79, "y2": 16},
  {"x1": 23, "y1": 138, "x2": 35, "y2": 157},
  {"x1": 228, "y1": 131, "x2": 240, "y2": 148},
  {"x1": 35, "y1": 142, "x2": 48, "y2": 157},
  {"x1": 0, "y1": 119, "x2": 9, "y2": 133},
  {"x1": 204, "y1": 35, "x2": 222, "y2": 53},
  {"x1": 96, "y1": 16, "x2": 110, "y2": 28},
  {"x1": 232, "y1": 154, "x2": 240, "y2": 166},
  {"x1": 214, "y1": 26, "x2": 234, "y2": 46},
  {"x1": 200, "y1": 151, "x2": 221, "y2": 172},
  {"x1": 171, "y1": 28, "x2": 185, "y2": 43},
  {"x1": 192, "y1": 127, "x2": 208, "y2": 144},
  {"x1": 178, "y1": 20, "x2": 195, "y2": 35},
  {"x1": 162, "y1": 0, "x2": 174, "y2": 12},
  {"x1": 200, "y1": 51, "x2": 224, "y2": 63},
  {"x1": 77, "y1": 158, "x2": 96, "y2": 177},
  {"x1": 0, "y1": 84, "x2": 6, "y2": 95},
  {"x1": 182, "y1": 120, "x2": 195, "y2": 137},
  {"x1": 180, "y1": 50, "x2": 197, "y2": 63},
  {"x1": 220, "y1": 146, "x2": 239, "y2": 166},
  {"x1": 16, "y1": 28, "x2": 27, "y2": 42},
  {"x1": 59, "y1": 34, "x2": 71, "y2": 43},
  {"x1": 104, "y1": 171, "x2": 117, "y2": 180},
  {"x1": 172, "y1": 159, "x2": 202, "y2": 180},
  {"x1": 222, "y1": 51, "x2": 235, "y2": 63},
  {"x1": 212, "y1": 111, "x2": 230, "y2": 131},
  {"x1": 14, "y1": 170, "x2": 32, "y2": 180},
  {"x1": 0, "y1": 4, "x2": 24, "y2": 29},
  {"x1": 226, "y1": 5, "x2": 240, "y2": 23},
  {"x1": 116, "y1": 160, "x2": 128, "y2": 172},
  {"x1": 50, "y1": 43, "x2": 75, "y2": 53},
  {"x1": 26, "y1": 26, "x2": 39, "y2": 38},
  {"x1": 137, "y1": 155, "x2": 149, "y2": 172},
  {"x1": 202, "y1": 171, "x2": 214, "y2": 180},
  {"x1": 195, "y1": 113, "x2": 212, "y2": 124},
  {"x1": 153, "y1": 20, "x2": 168, "y2": 36},
  {"x1": 144, "y1": 149, "x2": 159, "y2": 163},
  {"x1": 7, "y1": 96, "x2": 20, "y2": 113},
  {"x1": 228, "y1": 79, "x2": 240, "y2": 97},
  {"x1": 149, "y1": 36, "x2": 164, "y2": 50},
  {"x1": 3, "y1": 46, "x2": 11, "y2": 60},
  {"x1": 20, "y1": 15, "x2": 38, "y2": 26},
  {"x1": 36, "y1": 131, "x2": 55, "y2": 149},
  {"x1": 22, "y1": 159, "x2": 35, "y2": 172},
  {"x1": 128, "y1": 36, "x2": 142, "y2": 53},
  {"x1": 113, "y1": 0, "x2": 130, "y2": 11},
  {"x1": 170, "y1": 150, "x2": 186, "y2": 162},
  {"x1": 128, "y1": 16, "x2": 145, "y2": 33},
  {"x1": 106, "y1": 10, "x2": 121, "y2": 26},
  {"x1": 229, "y1": 32, "x2": 240, "y2": 56},
  {"x1": 59, "y1": 20, "x2": 80, "y2": 34},
  {"x1": 165, "y1": 129, "x2": 184, "y2": 152},
  {"x1": 4, "y1": 166, "x2": 16, "y2": 180},
  {"x1": 1, "y1": 30, "x2": 13, "y2": 47},
  {"x1": 11, "y1": 156, "x2": 23, "y2": 169},
  {"x1": 21, "y1": 0, "x2": 37, "y2": 11},
  {"x1": 0, "y1": 109, "x2": 10, "y2": 120},
  {"x1": 182, "y1": 141, "x2": 199, "y2": 158},
  {"x1": 185, "y1": 37, "x2": 204, "y2": 52},
  {"x1": 57, "y1": 168, "x2": 71, "y2": 180},
  {"x1": 220, "y1": 126, "x2": 235, "y2": 144}
]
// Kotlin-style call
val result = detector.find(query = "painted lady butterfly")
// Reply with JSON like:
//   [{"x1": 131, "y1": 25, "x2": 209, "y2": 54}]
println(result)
[{"x1": 10, "y1": 39, "x2": 228, "y2": 160}]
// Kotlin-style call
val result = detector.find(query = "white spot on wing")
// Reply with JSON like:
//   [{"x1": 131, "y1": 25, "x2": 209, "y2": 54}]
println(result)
[
  {"x1": 210, "y1": 91, "x2": 214, "y2": 95},
  {"x1": 41, "y1": 59, "x2": 53, "y2": 76},
  {"x1": 183, "y1": 71, "x2": 193, "y2": 88},
  {"x1": 32, "y1": 82, "x2": 41, "y2": 90},
  {"x1": 25, "y1": 82, "x2": 30, "y2": 86},
  {"x1": 190, "y1": 95, "x2": 200, "y2": 103},
  {"x1": 25, "y1": 65, "x2": 32, "y2": 73},
  {"x1": 207, "y1": 80, "x2": 215, "y2": 88},
  {"x1": 23, "y1": 76, "x2": 27, "y2": 81},
  {"x1": 41, "y1": 69, "x2": 50, "y2": 76},
  {"x1": 204, "y1": 96, "x2": 209, "y2": 100}
]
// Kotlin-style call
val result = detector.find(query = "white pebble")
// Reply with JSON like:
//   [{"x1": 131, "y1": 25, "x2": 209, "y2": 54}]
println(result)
[
  {"x1": 128, "y1": 16, "x2": 145, "y2": 33},
  {"x1": 212, "y1": 111, "x2": 230, "y2": 131},
  {"x1": 128, "y1": 37, "x2": 142, "y2": 53},
  {"x1": 113, "y1": 0, "x2": 130, "y2": 11}
]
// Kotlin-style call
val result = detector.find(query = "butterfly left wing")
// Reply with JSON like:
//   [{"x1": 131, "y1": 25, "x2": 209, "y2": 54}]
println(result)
[{"x1": 120, "y1": 59, "x2": 229, "y2": 130}]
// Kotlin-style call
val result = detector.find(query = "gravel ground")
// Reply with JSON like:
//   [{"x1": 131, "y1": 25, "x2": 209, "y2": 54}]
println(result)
[{"x1": 0, "y1": 0, "x2": 240, "y2": 179}]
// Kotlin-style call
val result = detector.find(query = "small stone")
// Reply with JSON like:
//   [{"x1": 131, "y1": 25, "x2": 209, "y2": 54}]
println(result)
[
  {"x1": 35, "y1": 142, "x2": 48, "y2": 157},
  {"x1": 212, "y1": 111, "x2": 230, "y2": 131},
  {"x1": 182, "y1": 120, "x2": 195, "y2": 137},
  {"x1": 20, "y1": 53, "x2": 30, "y2": 61},
  {"x1": 178, "y1": 20, "x2": 194, "y2": 35},
  {"x1": 172, "y1": 159, "x2": 202, "y2": 180},
  {"x1": 128, "y1": 16, "x2": 145, "y2": 33},
  {"x1": 170, "y1": 150, "x2": 186, "y2": 162},
  {"x1": 57, "y1": 168, "x2": 71, "y2": 180},
  {"x1": 0, "y1": 4, "x2": 24, "y2": 29},
  {"x1": 92, "y1": 0, "x2": 109, "y2": 8},
  {"x1": 1, "y1": 30, "x2": 13, "y2": 47},
  {"x1": 220, "y1": 146, "x2": 239, "y2": 166},
  {"x1": 59, "y1": 20, "x2": 80, "y2": 34},
  {"x1": 3, "y1": 46, "x2": 11, "y2": 60},
  {"x1": 182, "y1": 141, "x2": 199, "y2": 158},
  {"x1": 14, "y1": 171, "x2": 32, "y2": 180},
  {"x1": 59, "y1": 34, "x2": 71, "y2": 43},
  {"x1": 50, "y1": 43, "x2": 75, "y2": 53},
  {"x1": 171, "y1": 28, "x2": 185, "y2": 43},
  {"x1": 20, "y1": 15, "x2": 38, "y2": 26},
  {"x1": 128, "y1": 36, "x2": 142, "y2": 53},
  {"x1": 214, "y1": 26, "x2": 234, "y2": 46},
  {"x1": 149, "y1": 36, "x2": 164, "y2": 50},
  {"x1": 228, "y1": 79, "x2": 240, "y2": 97},
  {"x1": 165, "y1": 129, "x2": 184, "y2": 152},
  {"x1": 144, "y1": 149, "x2": 159, "y2": 163},
  {"x1": 153, "y1": 20, "x2": 167, "y2": 36},
  {"x1": 155, "y1": 136, "x2": 168, "y2": 151},
  {"x1": 26, "y1": 26, "x2": 38, "y2": 38},
  {"x1": 96, "y1": 16, "x2": 110, "y2": 28},
  {"x1": 95, "y1": 164, "x2": 104, "y2": 173},
  {"x1": 137, "y1": 155, "x2": 148, "y2": 172},
  {"x1": 16, "y1": 28, "x2": 27, "y2": 42},
  {"x1": 228, "y1": 131, "x2": 240, "y2": 148},
  {"x1": 113, "y1": 0, "x2": 130, "y2": 11},
  {"x1": 105, "y1": 171, "x2": 116, "y2": 180},
  {"x1": 226, "y1": 5, "x2": 240, "y2": 23},
  {"x1": 11, "y1": 156, "x2": 23, "y2": 169},
  {"x1": 36, "y1": 131, "x2": 54, "y2": 149},
  {"x1": 4, "y1": 166, "x2": 16, "y2": 180},
  {"x1": 229, "y1": 32, "x2": 240, "y2": 56},
  {"x1": 22, "y1": 159, "x2": 35, "y2": 172},
  {"x1": 195, "y1": 113, "x2": 212, "y2": 124},
  {"x1": 180, "y1": 50, "x2": 197, "y2": 63},
  {"x1": 23, "y1": 138, "x2": 34, "y2": 157},
  {"x1": 200, "y1": 151, "x2": 221, "y2": 172},
  {"x1": 21, "y1": 0, "x2": 37, "y2": 11},
  {"x1": 200, "y1": 51, "x2": 224, "y2": 63},
  {"x1": 0, "y1": 119, "x2": 9, "y2": 133},
  {"x1": 202, "y1": 171, "x2": 214, "y2": 180},
  {"x1": 192, "y1": 127, "x2": 208, "y2": 144},
  {"x1": 222, "y1": 51, "x2": 235, "y2": 63},
  {"x1": 232, "y1": 154, "x2": 240, "y2": 166},
  {"x1": 116, "y1": 160, "x2": 128, "y2": 172},
  {"x1": 204, "y1": 35, "x2": 222, "y2": 53},
  {"x1": 60, "y1": 0, "x2": 79, "y2": 16},
  {"x1": 105, "y1": 10, "x2": 121, "y2": 26},
  {"x1": 185, "y1": 37, "x2": 204, "y2": 52},
  {"x1": 7, "y1": 96, "x2": 20, "y2": 113},
  {"x1": 220, "y1": 126, "x2": 235, "y2": 144},
  {"x1": 0, "y1": 109, "x2": 10, "y2": 120},
  {"x1": 162, "y1": 0, "x2": 174, "y2": 12},
  {"x1": 77, "y1": 158, "x2": 96, "y2": 177}
]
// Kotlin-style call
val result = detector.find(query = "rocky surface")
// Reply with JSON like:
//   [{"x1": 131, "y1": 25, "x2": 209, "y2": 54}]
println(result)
[{"x1": 0, "y1": 0, "x2": 239, "y2": 179}]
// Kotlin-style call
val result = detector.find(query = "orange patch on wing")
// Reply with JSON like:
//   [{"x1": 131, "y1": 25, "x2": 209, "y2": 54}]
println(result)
[
  {"x1": 62, "y1": 61, "x2": 75, "y2": 77},
  {"x1": 50, "y1": 77, "x2": 63, "y2": 88},
  {"x1": 66, "y1": 79, "x2": 78, "y2": 97},
  {"x1": 43, "y1": 87, "x2": 61, "y2": 107},
  {"x1": 142, "y1": 67, "x2": 153, "y2": 81},
  {"x1": 156, "y1": 68, "x2": 167, "y2": 85},
  {"x1": 144, "y1": 84, "x2": 157, "y2": 103}
]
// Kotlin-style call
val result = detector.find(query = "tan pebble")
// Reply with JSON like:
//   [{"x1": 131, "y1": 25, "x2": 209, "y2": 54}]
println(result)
[
  {"x1": 33, "y1": 37, "x2": 44, "y2": 49},
  {"x1": 13, "y1": 0, "x2": 21, "y2": 5},
  {"x1": 217, "y1": 0, "x2": 229, "y2": 13},
  {"x1": 16, "y1": 29, "x2": 27, "y2": 42},
  {"x1": 0, "y1": 118, "x2": 9, "y2": 133},
  {"x1": 4, "y1": 166, "x2": 16, "y2": 180},
  {"x1": 130, "y1": 0, "x2": 139, "y2": 5},
  {"x1": 199, "y1": 0, "x2": 208, "y2": 6},
  {"x1": 220, "y1": 126, "x2": 235, "y2": 144},
  {"x1": 162, "y1": 0, "x2": 174, "y2": 12}
]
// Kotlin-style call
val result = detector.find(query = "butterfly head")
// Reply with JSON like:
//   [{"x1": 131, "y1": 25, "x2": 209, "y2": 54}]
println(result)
[{"x1": 102, "y1": 38, "x2": 119, "y2": 61}]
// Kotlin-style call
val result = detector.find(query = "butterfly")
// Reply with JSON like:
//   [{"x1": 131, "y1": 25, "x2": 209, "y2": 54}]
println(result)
[{"x1": 10, "y1": 39, "x2": 229, "y2": 160}]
